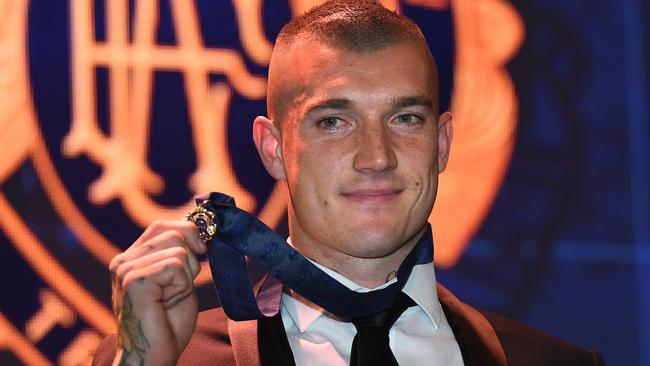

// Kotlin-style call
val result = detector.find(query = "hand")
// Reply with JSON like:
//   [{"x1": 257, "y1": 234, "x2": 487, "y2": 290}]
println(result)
[{"x1": 109, "y1": 220, "x2": 207, "y2": 366}]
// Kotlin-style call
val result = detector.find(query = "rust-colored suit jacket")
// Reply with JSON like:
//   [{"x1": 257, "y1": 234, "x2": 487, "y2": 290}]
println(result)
[{"x1": 93, "y1": 285, "x2": 605, "y2": 366}]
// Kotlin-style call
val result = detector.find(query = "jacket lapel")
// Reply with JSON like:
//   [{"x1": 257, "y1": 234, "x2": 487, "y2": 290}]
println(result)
[
  {"x1": 437, "y1": 284, "x2": 508, "y2": 366},
  {"x1": 227, "y1": 318, "x2": 261, "y2": 366},
  {"x1": 227, "y1": 284, "x2": 508, "y2": 366},
  {"x1": 228, "y1": 314, "x2": 296, "y2": 366}
]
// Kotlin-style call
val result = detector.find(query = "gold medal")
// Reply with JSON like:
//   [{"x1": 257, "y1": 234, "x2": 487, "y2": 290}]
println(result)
[{"x1": 185, "y1": 203, "x2": 218, "y2": 243}]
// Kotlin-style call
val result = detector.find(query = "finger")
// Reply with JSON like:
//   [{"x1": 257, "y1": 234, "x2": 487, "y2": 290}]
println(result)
[
  {"x1": 118, "y1": 229, "x2": 188, "y2": 265},
  {"x1": 123, "y1": 257, "x2": 194, "y2": 309},
  {"x1": 118, "y1": 260, "x2": 194, "y2": 360},
  {"x1": 133, "y1": 220, "x2": 207, "y2": 255},
  {"x1": 110, "y1": 220, "x2": 207, "y2": 281},
  {"x1": 123, "y1": 232, "x2": 202, "y2": 278},
  {"x1": 115, "y1": 245, "x2": 199, "y2": 289},
  {"x1": 118, "y1": 230, "x2": 201, "y2": 278}
]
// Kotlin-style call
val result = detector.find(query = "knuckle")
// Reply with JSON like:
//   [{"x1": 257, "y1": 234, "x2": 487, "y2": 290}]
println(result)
[
  {"x1": 171, "y1": 245, "x2": 188, "y2": 256},
  {"x1": 151, "y1": 219, "x2": 166, "y2": 229},
  {"x1": 170, "y1": 229, "x2": 185, "y2": 242},
  {"x1": 179, "y1": 219, "x2": 195, "y2": 229},
  {"x1": 123, "y1": 271, "x2": 150, "y2": 288},
  {"x1": 140, "y1": 242, "x2": 156, "y2": 253},
  {"x1": 122, "y1": 272, "x2": 140, "y2": 290},
  {"x1": 167, "y1": 256, "x2": 185, "y2": 269},
  {"x1": 166, "y1": 245, "x2": 189, "y2": 263},
  {"x1": 108, "y1": 254, "x2": 124, "y2": 272},
  {"x1": 162, "y1": 258, "x2": 188, "y2": 278},
  {"x1": 114, "y1": 263, "x2": 134, "y2": 285},
  {"x1": 144, "y1": 219, "x2": 169, "y2": 235},
  {"x1": 162, "y1": 229, "x2": 185, "y2": 244}
]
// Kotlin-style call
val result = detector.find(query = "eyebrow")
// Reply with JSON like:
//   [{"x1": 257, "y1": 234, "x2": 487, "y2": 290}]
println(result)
[
  {"x1": 303, "y1": 95, "x2": 434, "y2": 116},
  {"x1": 390, "y1": 95, "x2": 434, "y2": 111},
  {"x1": 304, "y1": 98, "x2": 353, "y2": 115}
]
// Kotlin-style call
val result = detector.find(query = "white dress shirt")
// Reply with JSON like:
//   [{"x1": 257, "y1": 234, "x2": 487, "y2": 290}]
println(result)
[{"x1": 280, "y1": 250, "x2": 465, "y2": 366}]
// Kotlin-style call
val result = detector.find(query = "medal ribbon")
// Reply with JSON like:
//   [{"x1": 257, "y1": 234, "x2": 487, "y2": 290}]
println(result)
[{"x1": 197, "y1": 192, "x2": 433, "y2": 321}]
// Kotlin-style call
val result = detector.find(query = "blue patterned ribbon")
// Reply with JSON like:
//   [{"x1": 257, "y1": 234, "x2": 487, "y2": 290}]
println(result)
[{"x1": 198, "y1": 192, "x2": 433, "y2": 321}]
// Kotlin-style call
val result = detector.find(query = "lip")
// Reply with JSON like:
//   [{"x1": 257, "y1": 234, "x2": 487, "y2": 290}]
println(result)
[{"x1": 340, "y1": 188, "x2": 403, "y2": 205}]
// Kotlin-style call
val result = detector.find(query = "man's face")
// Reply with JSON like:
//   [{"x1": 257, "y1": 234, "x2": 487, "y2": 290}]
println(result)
[{"x1": 256, "y1": 39, "x2": 452, "y2": 262}]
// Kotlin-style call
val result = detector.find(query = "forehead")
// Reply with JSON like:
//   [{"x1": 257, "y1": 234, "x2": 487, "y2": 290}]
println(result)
[{"x1": 268, "y1": 39, "x2": 438, "y2": 119}]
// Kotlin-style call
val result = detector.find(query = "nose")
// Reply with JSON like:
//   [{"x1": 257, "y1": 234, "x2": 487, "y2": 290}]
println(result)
[{"x1": 352, "y1": 123, "x2": 397, "y2": 175}]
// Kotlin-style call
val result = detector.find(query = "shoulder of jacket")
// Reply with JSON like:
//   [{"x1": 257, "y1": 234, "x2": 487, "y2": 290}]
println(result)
[{"x1": 479, "y1": 310, "x2": 605, "y2": 366}]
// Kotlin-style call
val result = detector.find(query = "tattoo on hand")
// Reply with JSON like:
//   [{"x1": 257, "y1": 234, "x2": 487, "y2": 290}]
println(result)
[{"x1": 116, "y1": 293, "x2": 150, "y2": 365}]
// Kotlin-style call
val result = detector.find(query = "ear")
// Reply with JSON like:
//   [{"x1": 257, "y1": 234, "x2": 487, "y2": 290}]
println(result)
[
  {"x1": 252, "y1": 116, "x2": 287, "y2": 180},
  {"x1": 436, "y1": 111, "x2": 453, "y2": 173}
]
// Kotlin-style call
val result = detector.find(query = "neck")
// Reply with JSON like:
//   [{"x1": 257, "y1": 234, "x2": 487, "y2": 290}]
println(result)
[{"x1": 289, "y1": 226, "x2": 427, "y2": 289}]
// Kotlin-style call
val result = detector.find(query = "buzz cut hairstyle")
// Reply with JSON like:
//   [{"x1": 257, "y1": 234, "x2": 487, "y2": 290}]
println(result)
[{"x1": 275, "y1": 0, "x2": 427, "y2": 54}]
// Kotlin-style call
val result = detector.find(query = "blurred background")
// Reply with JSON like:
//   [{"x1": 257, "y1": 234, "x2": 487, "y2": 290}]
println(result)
[{"x1": 0, "y1": 0, "x2": 647, "y2": 365}]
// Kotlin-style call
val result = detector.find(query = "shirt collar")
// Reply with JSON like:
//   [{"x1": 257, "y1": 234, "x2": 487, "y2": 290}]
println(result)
[{"x1": 282, "y1": 238, "x2": 442, "y2": 333}]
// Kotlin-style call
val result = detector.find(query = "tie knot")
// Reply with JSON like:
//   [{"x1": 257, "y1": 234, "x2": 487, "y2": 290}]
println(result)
[
  {"x1": 349, "y1": 292, "x2": 416, "y2": 365},
  {"x1": 351, "y1": 292, "x2": 416, "y2": 330}
]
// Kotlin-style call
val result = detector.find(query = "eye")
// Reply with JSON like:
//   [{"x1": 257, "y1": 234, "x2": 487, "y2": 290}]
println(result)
[
  {"x1": 317, "y1": 117, "x2": 346, "y2": 130},
  {"x1": 393, "y1": 114, "x2": 423, "y2": 125}
]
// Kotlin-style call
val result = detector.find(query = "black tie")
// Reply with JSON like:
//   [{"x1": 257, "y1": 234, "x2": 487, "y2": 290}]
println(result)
[{"x1": 349, "y1": 292, "x2": 416, "y2": 366}]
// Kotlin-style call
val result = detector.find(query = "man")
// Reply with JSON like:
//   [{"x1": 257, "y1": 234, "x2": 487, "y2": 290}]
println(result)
[{"x1": 94, "y1": 1, "x2": 605, "y2": 365}]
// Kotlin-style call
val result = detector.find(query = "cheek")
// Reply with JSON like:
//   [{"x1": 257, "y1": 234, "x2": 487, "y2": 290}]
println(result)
[
  {"x1": 281, "y1": 130, "x2": 306, "y2": 182},
  {"x1": 297, "y1": 145, "x2": 351, "y2": 208},
  {"x1": 286, "y1": 147, "x2": 330, "y2": 198},
  {"x1": 399, "y1": 137, "x2": 438, "y2": 187}
]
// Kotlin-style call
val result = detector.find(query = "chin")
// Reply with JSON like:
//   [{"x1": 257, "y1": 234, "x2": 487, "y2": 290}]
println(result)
[{"x1": 339, "y1": 225, "x2": 406, "y2": 259}]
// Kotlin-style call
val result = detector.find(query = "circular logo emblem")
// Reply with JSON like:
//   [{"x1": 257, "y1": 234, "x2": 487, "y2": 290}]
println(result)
[{"x1": 0, "y1": 1, "x2": 522, "y2": 363}]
